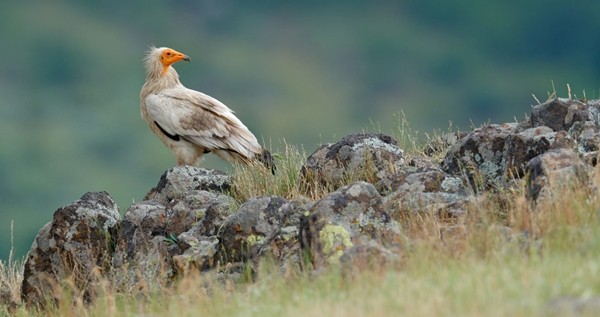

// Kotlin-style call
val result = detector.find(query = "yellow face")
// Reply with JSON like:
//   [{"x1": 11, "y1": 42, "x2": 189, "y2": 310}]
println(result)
[{"x1": 160, "y1": 48, "x2": 191, "y2": 67}]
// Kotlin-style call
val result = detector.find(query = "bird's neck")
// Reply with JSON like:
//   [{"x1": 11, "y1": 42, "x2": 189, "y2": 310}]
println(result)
[{"x1": 145, "y1": 65, "x2": 182, "y2": 91}]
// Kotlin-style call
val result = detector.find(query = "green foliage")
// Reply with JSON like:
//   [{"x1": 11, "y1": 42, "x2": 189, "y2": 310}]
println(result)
[{"x1": 163, "y1": 233, "x2": 178, "y2": 246}]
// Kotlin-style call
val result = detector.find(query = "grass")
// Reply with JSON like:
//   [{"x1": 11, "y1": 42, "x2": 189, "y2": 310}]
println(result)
[{"x1": 3, "y1": 119, "x2": 600, "y2": 316}]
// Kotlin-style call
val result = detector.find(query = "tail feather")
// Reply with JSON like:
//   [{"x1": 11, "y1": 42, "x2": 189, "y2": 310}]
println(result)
[
  {"x1": 212, "y1": 148, "x2": 276, "y2": 174},
  {"x1": 257, "y1": 149, "x2": 276, "y2": 174}
]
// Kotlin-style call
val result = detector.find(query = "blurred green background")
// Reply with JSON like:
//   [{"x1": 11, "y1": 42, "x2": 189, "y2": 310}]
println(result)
[{"x1": 1, "y1": 0, "x2": 600, "y2": 261}]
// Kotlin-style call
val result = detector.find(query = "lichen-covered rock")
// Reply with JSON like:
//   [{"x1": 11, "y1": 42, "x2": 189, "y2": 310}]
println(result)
[
  {"x1": 112, "y1": 190, "x2": 233, "y2": 288},
  {"x1": 301, "y1": 133, "x2": 405, "y2": 189},
  {"x1": 529, "y1": 98, "x2": 600, "y2": 131},
  {"x1": 376, "y1": 165, "x2": 466, "y2": 196},
  {"x1": 144, "y1": 166, "x2": 230, "y2": 202},
  {"x1": 423, "y1": 131, "x2": 467, "y2": 157},
  {"x1": 21, "y1": 192, "x2": 119, "y2": 307},
  {"x1": 112, "y1": 166, "x2": 234, "y2": 289},
  {"x1": 300, "y1": 182, "x2": 401, "y2": 267},
  {"x1": 173, "y1": 236, "x2": 220, "y2": 272},
  {"x1": 441, "y1": 123, "x2": 518, "y2": 190},
  {"x1": 502, "y1": 126, "x2": 574, "y2": 178},
  {"x1": 564, "y1": 99, "x2": 600, "y2": 128},
  {"x1": 379, "y1": 165, "x2": 470, "y2": 216},
  {"x1": 525, "y1": 148, "x2": 592, "y2": 203},
  {"x1": 179, "y1": 199, "x2": 233, "y2": 242},
  {"x1": 218, "y1": 196, "x2": 307, "y2": 270},
  {"x1": 407, "y1": 155, "x2": 440, "y2": 170},
  {"x1": 569, "y1": 121, "x2": 600, "y2": 165},
  {"x1": 530, "y1": 98, "x2": 575, "y2": 131}
]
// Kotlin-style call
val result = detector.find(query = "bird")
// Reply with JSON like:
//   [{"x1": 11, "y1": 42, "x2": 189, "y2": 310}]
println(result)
[{"x1": 140, "y1": 46, "x2": 274, "y2": 170}]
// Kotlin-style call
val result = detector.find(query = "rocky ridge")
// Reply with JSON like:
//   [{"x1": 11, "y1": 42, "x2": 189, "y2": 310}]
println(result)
[{"x1": 15, "y1": 98, "x2": 600, "y2": 307}]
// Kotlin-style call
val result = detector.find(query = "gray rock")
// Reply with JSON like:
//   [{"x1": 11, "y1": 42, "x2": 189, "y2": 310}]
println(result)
[
  {"x1": 376, "y1": 165, "x2": 466, "y2": 196},
  {"x1": 145, "y1": 166, "x2": 230, "y2": 203},
  {"x1": 565, "y1": 99, "x2": 600, "y2": 128},
  {"x1": 377, "y1": 165, "x2": 470, "y2": 216},
  {"x1": 408, "y1": 155, "x2": 440, "y2": 170},
  {"x1": 301, "y1": 133, "x2": 405, "y2": 189},
  {"x1": 525, "y1": 148, "x2": 592, "y2": 203},
  {"x1": 530, "y1": 98, "x2": 575, "y2": 131},
  {"x1": 218, "y1": 196, "x2": 307, "y2": 270},
  {"x1": 111, "y1": 166, "x2": 234, "y2": 290},
  {"x1": 168, "y1": 199, "x2": 235, "y2": 273},
  {"x1": 530, "y1": 98, "x2": 600, "y2": 132},
  {"x1": 377, "y1": 167, "x2": 470, "y2": 216},
  {"x1": 111, "y1": 189, "x2": 233, "y2": 289},
  {"x1": 441, "y1": 123, "x2": 518, "y2": 190},
  {"x1": 179, "y1": 199, "x2": 233, "y2": 243},
  {"x1": 21, "y1": 192, "x2": 120, "y2": 307},
  {"x1": 173, "y1": 236, "x2": 220, "y2": 272},
  {"x1": 300, "y1": 182, "x2": 402, "y2": 268},
  {"x1": 569, "y1": 121, "x2": 600, "y2": 165},
  {"x1": 423, "y1": 131, "x2": 467, "y2": 157},
  {"x1": 502, "y1": 126, "x2": 574, "y2": 178}
]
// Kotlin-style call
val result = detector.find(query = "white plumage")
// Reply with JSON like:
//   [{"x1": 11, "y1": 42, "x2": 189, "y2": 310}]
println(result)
[{"x1": 140, "y1": 46, "x2": 271, "y2": 168}]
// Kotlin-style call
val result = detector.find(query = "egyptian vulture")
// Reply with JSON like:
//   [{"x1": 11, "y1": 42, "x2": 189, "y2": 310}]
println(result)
[{"x1": 140, "y1": 46, "x2": 273, "y2": 170}]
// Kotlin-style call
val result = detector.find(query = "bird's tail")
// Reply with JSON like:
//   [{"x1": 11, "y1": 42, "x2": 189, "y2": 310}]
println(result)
[
  {"x1": 257, "y1": 149, "x2": 276, "y2": 174},
  {"x1": 213, "y1": 148, "x2": 276, "y2": 174}
]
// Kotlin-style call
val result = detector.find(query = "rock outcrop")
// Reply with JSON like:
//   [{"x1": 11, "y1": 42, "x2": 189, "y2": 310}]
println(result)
[
  {"x1": 20, "y1": 98, "x2": 600, "y2": 306},
  {"x1": 21, "y1": 192, "x2": 119, "y2": 306},
  {"x1": 301, "y1": 133, "x2": 405, "y2": 189},
  {"x1": 299, "y1": 182, "x2": 401, "y2": 268}
]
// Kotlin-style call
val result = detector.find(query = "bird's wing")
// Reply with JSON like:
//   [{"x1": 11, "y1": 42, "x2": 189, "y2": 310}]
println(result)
[{"x1": 145, "y1": 86, "x2": 262, "y2": 158}]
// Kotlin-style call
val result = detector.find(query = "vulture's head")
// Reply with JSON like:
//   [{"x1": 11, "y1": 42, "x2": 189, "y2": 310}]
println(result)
[{"x1": 145, "y1": 46, "x2": 191, "y2": 76}]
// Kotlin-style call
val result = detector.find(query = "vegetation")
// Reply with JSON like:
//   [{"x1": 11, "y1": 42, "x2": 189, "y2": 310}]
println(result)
[
  {"x1": 2, "y1": 116, "x2": 600, "y2": 316},
  {"x1": 3, "y1": 0, "x2": 600, "y2": 261},
  {"x1": 2, "y1": 0, "x2": 600, "y2": 313}
]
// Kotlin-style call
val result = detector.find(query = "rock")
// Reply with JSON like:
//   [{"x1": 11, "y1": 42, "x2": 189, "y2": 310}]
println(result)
[
  {"x1": 172, "y1": 198, "x2": 236, "y2": 272},
  {"x1": 301, "y1": 133, "x2": 405, "y2": 189},
  {"x1": 21, "y1": 192, "x2": 119, "y2": 307},
  {"x1": 441, "y1": 123, "x2": 518, "y2": 190},
  {"x1": 502, "y1": 126, "x2": 574, "y2": 178},
  {"x1": 376, "y1": 165, "x2": 465, "y2": 195},
  {"x1": 112, "y1": 194, "x2": 234, "y2": 284},
  {"x1": 565, "y1": 99, "x2": 600, "y2": 128},
  {"x1": 423, "y1": 131, "x2": 467, "y2": 157},
  {"x1": 144, "y1": 166, "x2": 230, "y2": 202},
  {"x1": 408, "y1": 155, "x2": 440, "y2": 170},
  {"x1": 112, "y1": 167, "x2": 234, "y2": 289},
  {"x1": 300, "y1": 182, "x2": 402, "y2": 268},
  {"x1": 530, "y1": 98, "x2": 600, "y2": 132},
  {"x1": 569, "y1": 121, "x2": 600, "y2": 165},
  {"x1": 218, "y1": 196, "x2": 307, "y2": 271},
  {"x1": 530, "y1": 98, "x2": 574, "y2": 131},
  {"x1": 525, "y1": 148, "x2": 592, "y2": 203},
  {"x1": 180, "y1": 199, "x2": 233, "y2": 242},
  {"x1": 380, "y1": 165, "x2": 470, "y2": 216},
  {"x1": 111, "y1": 202, "x2": 172, "y2": 289},
  {"x1": 173, "y1": 236, "x2": 220, "y2": 273}
]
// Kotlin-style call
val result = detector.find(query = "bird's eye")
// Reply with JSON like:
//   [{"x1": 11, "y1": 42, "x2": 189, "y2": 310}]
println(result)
[{"x1": 166, "y1": 52, "x2": 172, "y2": 56}]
